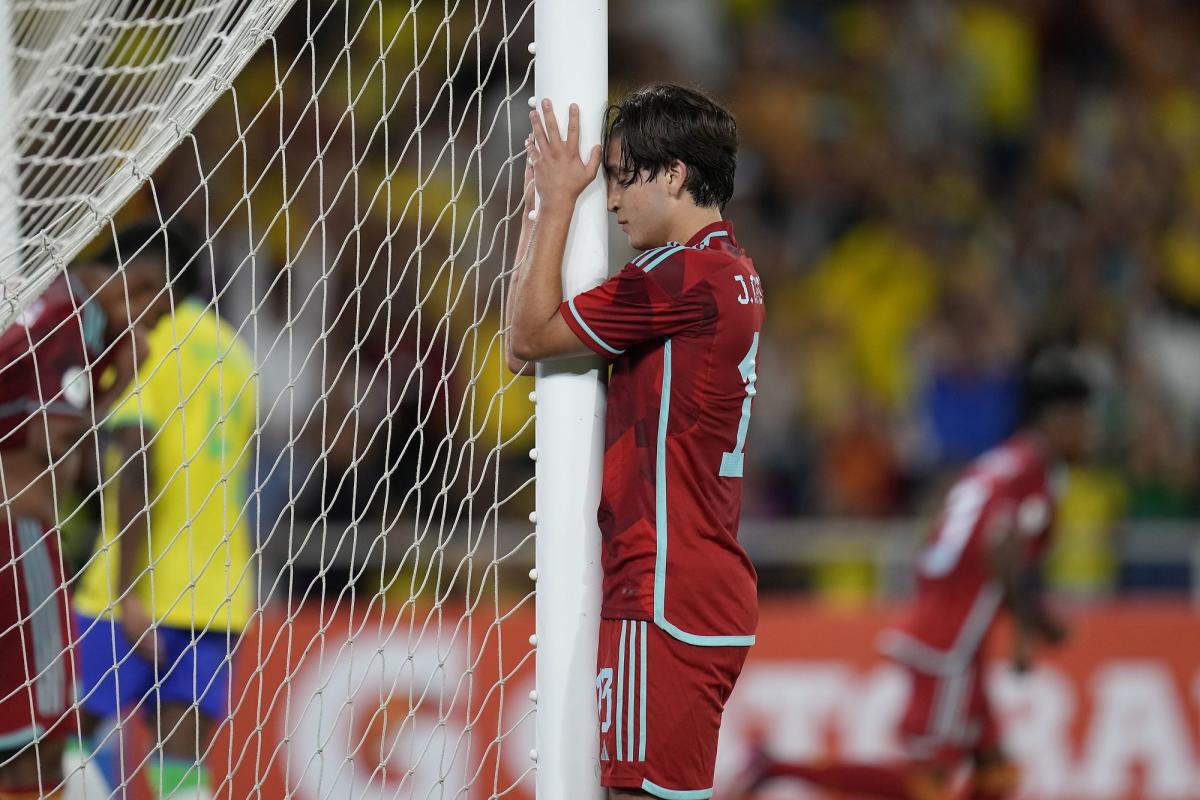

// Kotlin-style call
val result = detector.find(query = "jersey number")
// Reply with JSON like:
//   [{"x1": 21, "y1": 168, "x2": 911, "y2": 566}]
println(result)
[
  {"x1": 203, "y1": 390, "x2": 247, "y2": 459},
  {"x1": 719, "y1": 333, "x2": 759, "y2": 478},
  {"x1": 919, "y1": 479, "x2": 988, "y2": 577}
]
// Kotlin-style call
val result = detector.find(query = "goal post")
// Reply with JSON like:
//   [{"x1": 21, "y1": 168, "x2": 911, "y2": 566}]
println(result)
[
  {"x1": 0, "y1": 7, "x2": 16, "y2": 294},
  {"x1": 532, "y1": 1, "x2": 609, "y2": 797}
]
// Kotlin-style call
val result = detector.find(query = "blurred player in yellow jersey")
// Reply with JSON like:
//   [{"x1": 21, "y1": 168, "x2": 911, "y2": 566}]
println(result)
[{"x1": 71, "y1": 223, "x2": 256, "y2": 800}]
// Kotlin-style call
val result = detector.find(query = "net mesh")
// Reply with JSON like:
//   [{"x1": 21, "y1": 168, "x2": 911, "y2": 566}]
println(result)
[{"x1": 0, "y1": 1, "x2": 540, "y2": 798}]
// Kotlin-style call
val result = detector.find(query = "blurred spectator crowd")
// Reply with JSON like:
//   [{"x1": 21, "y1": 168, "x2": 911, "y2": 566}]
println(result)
[
  {"x1": 610, "y1": 0, "x2": 1200, "y2": 591},
  {"x1": 95, "y1": 0, "x2": 1200, "y2": 597}
]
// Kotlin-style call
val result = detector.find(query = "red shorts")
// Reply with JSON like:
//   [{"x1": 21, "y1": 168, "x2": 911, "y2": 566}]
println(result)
[
  {"x1": 596, "y1": 618, "x2": 748, "y2": 799},
  {"x1": 0, "y1": 519, "x2": 75, "y2": 751},
  {"x1": 898, "y1": 661, "x2": 999, "y2": 767}
]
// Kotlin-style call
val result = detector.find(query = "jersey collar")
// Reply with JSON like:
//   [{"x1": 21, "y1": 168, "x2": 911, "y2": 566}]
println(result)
[{"x1": 684, "y1": 220, "x2": 735, "y2": 249}]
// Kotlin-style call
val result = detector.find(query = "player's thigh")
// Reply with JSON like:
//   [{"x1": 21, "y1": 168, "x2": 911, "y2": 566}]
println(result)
[
  {"x1": 156, "y1": 701, "x2": 214, "y2": 758},
  {"x1": 596, "y1": 619, "x2": 748, "y2": 799},
  {"x1": 0, "y1": 735, "x2": 66, "y2": 790},
  {"x1": 73, "y1": 613, "x2": 153, "y2": 718},
  {"x1": 157, "y1": 626, "x2": 236, "y2": 723}
]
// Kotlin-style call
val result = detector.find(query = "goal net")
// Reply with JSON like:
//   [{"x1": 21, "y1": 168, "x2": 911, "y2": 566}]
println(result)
[{"x1": 0, "y1": 0, "x2": 552, "y2": 797}]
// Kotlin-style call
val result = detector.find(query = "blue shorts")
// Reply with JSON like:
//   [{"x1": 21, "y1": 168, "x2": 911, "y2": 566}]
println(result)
[{"x1": 73, "y1": 613, "x2": 236, "y2": 721}]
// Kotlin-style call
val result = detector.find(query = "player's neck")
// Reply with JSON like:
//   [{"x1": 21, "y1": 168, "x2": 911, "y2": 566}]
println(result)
[
  {"x1": 68, "y1": 265, "x2": 104, "y2": 296},
  {"x1": 665, "y1": 207, "x2": 723, "y2": 246}
]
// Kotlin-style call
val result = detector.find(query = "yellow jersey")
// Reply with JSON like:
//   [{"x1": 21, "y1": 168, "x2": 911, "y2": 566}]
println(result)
[{"x1": 74, "y1": 300, "x2": 257, "y2": 632}]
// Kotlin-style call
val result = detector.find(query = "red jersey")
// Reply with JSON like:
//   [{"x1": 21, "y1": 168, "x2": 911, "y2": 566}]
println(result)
[
  {"x1": 560, "y1": 221, "x2": 763, "y2": 646},
  {"x1": 881, "y1": 436, "x2": 1056, "y2": 673},
  {"x1": 0, "y1": 275, "x2": 108, "y2": 452}
]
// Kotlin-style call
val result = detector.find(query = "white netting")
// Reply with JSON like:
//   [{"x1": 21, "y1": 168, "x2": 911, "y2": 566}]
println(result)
[
  {"x1": 1, "y1": 0, "x2": 299, "y2": 321},
  {"x1": 0, "y1": 1, "x2": 541, "y2": 798}
]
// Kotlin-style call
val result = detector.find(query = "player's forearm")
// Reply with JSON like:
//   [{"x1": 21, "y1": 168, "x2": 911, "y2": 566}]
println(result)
[
  {"x1": 505, "y1": 209, "x2": 538, "y2": 375},
  {"x1": 115, "y1": 438, "x2": 150, "y2": 600},
  {"x1": 509, "y1": 203, "x2": 572, "y2": 362},
  {"x1": 0, "y1": 448, "x2": 54, "y2": 520}
]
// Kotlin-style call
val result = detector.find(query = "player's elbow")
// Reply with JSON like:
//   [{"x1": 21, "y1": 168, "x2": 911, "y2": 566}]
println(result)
[
  {"x1": 510, "y1": 312, "x2": 581, "y2": 364},
  {"x1": 508, "y1": 327, "x2": 542, "y2": 364},
  {"x1": 506, "y1": 346, "x2": 533, "y2": 375}
]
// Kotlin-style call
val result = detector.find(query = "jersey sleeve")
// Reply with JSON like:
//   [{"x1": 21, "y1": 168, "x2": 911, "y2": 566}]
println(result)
[{"x1": 559, "y1": 257, "x2": 708, "y2": 358}]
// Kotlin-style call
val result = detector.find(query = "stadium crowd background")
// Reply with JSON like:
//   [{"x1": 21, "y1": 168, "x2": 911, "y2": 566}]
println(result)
[
  {"x1": 613, "y1": 0, "x2": 1200, "y2": 598},
  {"x1": 96, "y1": 0, "x2": 1200, "y2": 601}
]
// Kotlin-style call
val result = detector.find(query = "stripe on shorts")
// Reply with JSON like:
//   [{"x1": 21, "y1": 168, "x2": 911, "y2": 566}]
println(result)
[
  {"x1": 639, "y1": 620, "x2": 648, "y2": 761},
  {"x1": 16, "y1": 520, "x2": 65, "y2": 717},
  {"x1": 627, "y1": 622, "x2": 636, "y2": 761},
  {"x1": 617, "y1": 620, "x2": 627, "y2": 761}
]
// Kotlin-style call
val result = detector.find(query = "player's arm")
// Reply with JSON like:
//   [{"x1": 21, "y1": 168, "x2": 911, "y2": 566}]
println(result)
[
  {"x1": 507, "y1": 100, "x2": 602, "y2": 365},
  {"x1": 111, "y1": 422, "x2": 162, "y2": 662},
  {"x1": 505, "y1": 139, "x2": 539, "y2": 375},
  {"x1": 987, "y1": 522, "x2": 1066, "y2": 671}
]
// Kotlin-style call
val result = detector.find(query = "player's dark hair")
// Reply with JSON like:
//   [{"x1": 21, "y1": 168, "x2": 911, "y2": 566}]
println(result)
[
  {"x1": 93, "y1": 220, "x2": 205, "y2": 298},
  {"x1": 603, "y1": 83, "x2": 737, "y2": 210},
  {"x1": 1018, "y1": 350, "x2": 1092, "y2": 425}
]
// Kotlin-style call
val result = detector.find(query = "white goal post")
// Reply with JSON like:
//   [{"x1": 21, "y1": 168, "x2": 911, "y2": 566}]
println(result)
[{"x1": 532, "y1": 1, "x2": 608, "y2": 797}]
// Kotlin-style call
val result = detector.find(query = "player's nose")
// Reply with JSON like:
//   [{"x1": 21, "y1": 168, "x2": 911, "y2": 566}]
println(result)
[{"x1": 606, "y1": 185, "x2": 620, "y2": 213}]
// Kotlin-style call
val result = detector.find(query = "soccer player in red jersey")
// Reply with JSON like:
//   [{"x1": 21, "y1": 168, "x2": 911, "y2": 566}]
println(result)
[
  {"x1": 728, "y1": 354, "x2": 1091, "y2": 800},
  {"x1": 507, "y1": 84, "x2": 763, "y2": 799},
  {"x1": 0, "y1": 232, "x2": 173, "y2": 798}
]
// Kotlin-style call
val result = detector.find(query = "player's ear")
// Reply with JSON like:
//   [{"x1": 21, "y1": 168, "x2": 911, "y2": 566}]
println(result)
[{"x1": 666, "y1": 160, "x2": 688, "y2": 199}]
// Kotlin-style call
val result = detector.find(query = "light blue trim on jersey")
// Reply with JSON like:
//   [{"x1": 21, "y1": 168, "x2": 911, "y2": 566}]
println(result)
[
  {"x1": 568, "y1": 297, "x2": 624, "y2": 355},
  {"x1": 632, "y1": 244, "x2": 675, "y2": 267},
  {"x1": 0, "y1": 723, "x2": 42, "y2": 750},
  {"x1": 652, "y1": 340, "x2": 673, "y2": 628},
  {"x1": 635, "y1": 231, "x2": 727, "y2": 273},
  {"x1": 638, "y1": 620, "x2": 647, "y2": 761},
  {"x1": 696, "y1": 229, "x2": 729, "y2": 249},
  {"x1": 652, "y1": 339, "x2": 757, "y2": 648},
  {"x1": 657, "y1": 617, "x2": 756, "y2": 647},
  {"x1": 68, "y1": 273, "x2": 107, "y2": 353},
  {"x1": 641, "y1": 244, "x2": 685, "y2": 272},
  {"x1": 641, "y1": 779, "x2": 714, "y2": 800}
]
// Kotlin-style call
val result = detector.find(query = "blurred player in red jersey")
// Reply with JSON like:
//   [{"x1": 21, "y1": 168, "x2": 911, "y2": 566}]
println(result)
[
  {"x1": 0, "y1": 230, "x2": 179, "y2": 798},
  {"x1": 507, "y1": 84, "x2": 763, "y2": 799},
  {"x1": 727, "y1": 352, "x2": 1093, "y2": 800}
]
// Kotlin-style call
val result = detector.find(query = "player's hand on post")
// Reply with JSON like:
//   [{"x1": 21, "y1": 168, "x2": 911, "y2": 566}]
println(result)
[
  {"x1": 518, "y1": 134, "x2": 538, "y2": 247},
  {"x1": 527, "y1": 99, "x2": 602, "y2": 207}
]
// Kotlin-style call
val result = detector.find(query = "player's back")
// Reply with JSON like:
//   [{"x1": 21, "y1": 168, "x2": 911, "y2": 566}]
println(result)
[
  {"x1": 882, "y1": 436, "x2": 1054, "y2": 670},
  {"x1": 75, "y1": 300, "x2": 257, "y2": 631},
  {"x1": 567, "y1": 221, "x2": 764, "y2": 643}
]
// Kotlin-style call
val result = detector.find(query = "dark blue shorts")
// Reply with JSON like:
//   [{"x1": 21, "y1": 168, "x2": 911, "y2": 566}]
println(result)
[{"x1": 73, "y1": 613, "x2": 236, "y2": 721}]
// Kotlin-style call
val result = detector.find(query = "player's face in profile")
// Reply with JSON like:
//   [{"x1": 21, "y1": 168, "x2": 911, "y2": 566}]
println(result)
[
  {"x1": 1048, "y1": 403, "x2": 1094, "y2": 464},
  {"x1": 605, "y1": 136, "x2": 670, "y2": 250},
  {"x1": 125, "y1": 257, "x2": 171, "y2": 329}
]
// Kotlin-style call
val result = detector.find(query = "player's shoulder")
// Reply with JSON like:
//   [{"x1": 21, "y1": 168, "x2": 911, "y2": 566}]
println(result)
[
  {"x1": 197, "y1": 303, "x2": 254, "y2": 377},
  {"x1": 967, "y1": 436, "x2": 1050, "y2": 507},
  {"x1": 624, "y1": 226, "x2": 746, "y2": 292},
  {"x1": 11, "y1": 276, "x2": 75, "y2": 332},
  {"x1": 5, "y1": 275, "x2": 105, "y2": 355}
]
